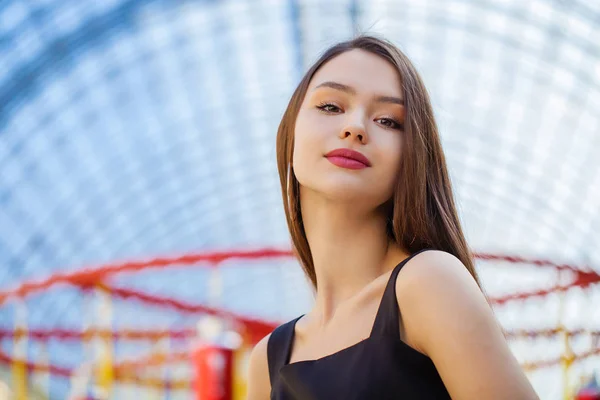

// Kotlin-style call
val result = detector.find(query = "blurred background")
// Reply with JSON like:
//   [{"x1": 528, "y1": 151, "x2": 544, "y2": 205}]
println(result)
[{"x1": 0, "y1": 0, "x2": 599, "y2": 399}]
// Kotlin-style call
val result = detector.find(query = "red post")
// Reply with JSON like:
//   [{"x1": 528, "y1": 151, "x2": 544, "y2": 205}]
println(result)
[
  {"x1": 192, "y1": 343, "x2": 234, "y2": 400},
  {"x1": 576, "y1": 377, "x2": 600, "y2": 400},
  {"x1": 576, "y1": 390, "x2": 600, "y2": 400}
]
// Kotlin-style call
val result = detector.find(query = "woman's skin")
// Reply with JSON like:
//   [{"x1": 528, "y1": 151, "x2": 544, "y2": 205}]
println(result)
[{"x1": 247, "y1": 49, "x2": 539, "y2": 400}]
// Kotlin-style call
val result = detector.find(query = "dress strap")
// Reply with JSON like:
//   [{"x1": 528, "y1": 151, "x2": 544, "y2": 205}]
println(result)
[
  {"x1": 267, "y1": 315, "x2": 303, "y2": 386},
  {"x1": 369, "y1": 248, "x2": 432, "y2": 338}
]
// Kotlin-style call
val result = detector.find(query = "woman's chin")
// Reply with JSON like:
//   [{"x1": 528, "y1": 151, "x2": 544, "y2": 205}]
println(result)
[{"x1": 311, "y1": 182, "x2": 386, "y2": 205}]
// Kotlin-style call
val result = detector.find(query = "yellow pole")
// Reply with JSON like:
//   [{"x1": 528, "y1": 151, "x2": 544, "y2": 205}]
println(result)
[
  {"x1": 230, "y1": 325, "x2": 251, "y2": 400},
  {"x1": 94, "y1": 284, "x2": 114, "y2": 399},
  {"x1": 233, "y1": 342, "x2": 250, "y2": 400},
  {"x1": 153, "y1": 331, "x2": 169, "y2": 400},
  {"x1": 12, "y1": 301, "x2": 28, "y2": 400},
  {"x1": 558, "y1": 271, "x2": 574, "y2": 400},
  {"x1": 561, "y1": 326, "x2": 575, "y2": 400},
  {"x1": 81, "y1": 291, "x2": 95, "y2": 398}
]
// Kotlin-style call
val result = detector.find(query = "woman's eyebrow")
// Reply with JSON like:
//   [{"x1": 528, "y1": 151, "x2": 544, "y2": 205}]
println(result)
[{"x1": 314, "y1": 81, "x2": 404, "y2": 105}]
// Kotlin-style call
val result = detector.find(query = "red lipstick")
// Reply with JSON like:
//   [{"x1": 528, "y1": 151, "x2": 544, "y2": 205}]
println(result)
[{"x1": 325, "y1": 148, "x2": 371, "y2": 170}]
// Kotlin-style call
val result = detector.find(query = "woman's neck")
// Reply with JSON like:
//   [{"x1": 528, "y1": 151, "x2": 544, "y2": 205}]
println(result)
[{"x1": 300, "y1": 189, "x2": 406, "y2": 327}]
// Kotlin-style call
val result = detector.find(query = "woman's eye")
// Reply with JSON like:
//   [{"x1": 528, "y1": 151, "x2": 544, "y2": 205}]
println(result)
[
  {"x1": 316, "y1": 103, "x2": 341, "y2": 113},
  {"x1": 377, "y1": 118, "x2": 403, "y2": 130}
]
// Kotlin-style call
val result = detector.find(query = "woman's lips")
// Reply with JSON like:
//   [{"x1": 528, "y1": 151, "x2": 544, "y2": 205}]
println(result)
[
  {"x1": 326, "y1": 156, "x2": 369, "y2": 169},
  {"x1": 324, "y1": 148, "x2": 371, "y2": 170}
]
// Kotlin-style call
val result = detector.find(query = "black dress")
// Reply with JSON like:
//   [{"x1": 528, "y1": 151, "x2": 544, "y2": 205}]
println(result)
[{"x1": 267, "y1": 249, "x2": 451, "y2": 399}]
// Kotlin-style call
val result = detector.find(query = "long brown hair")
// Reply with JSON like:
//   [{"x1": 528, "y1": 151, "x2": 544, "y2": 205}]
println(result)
[{"x1": 276, "y1": 34, "x2": 480, "y2": 290}]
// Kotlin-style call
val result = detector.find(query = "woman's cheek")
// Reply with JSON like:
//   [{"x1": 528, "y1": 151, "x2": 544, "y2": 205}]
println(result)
[
  {"x1": 292, "y1": 131, "x2": 315, "y2": 186},
  {"x1": 374, "y1": 135, "x2": 403, "y2": 190},
  {"x1": 379, "y1": 130, "x2": 403, "y2": 164}
]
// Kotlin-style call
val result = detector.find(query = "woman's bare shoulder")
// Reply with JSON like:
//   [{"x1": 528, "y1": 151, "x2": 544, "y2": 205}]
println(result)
[
  {"x1": 393, "y1": 249, "x2": 539, "y2": 399},
  {"x1": 246, "y1": 333, "x2": 272, "y2": 400}
]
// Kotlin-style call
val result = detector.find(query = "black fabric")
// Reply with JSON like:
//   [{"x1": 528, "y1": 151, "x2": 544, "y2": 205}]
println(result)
[
  {"x1": 267, "y1": 314, "x2": 304, "y2": 388},
  {"x1": 267, "y1": 249, "x2": 451, "y2": 399}
]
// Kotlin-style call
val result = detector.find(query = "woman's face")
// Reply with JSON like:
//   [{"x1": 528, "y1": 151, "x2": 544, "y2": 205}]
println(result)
[{"x1": 293, "y1": 49, "x2": 405, "y2": 208}]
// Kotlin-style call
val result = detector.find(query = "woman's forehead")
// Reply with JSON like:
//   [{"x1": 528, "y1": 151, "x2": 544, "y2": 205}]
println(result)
[{"x1": 308, "y1": 49, "x2": 403, "y2": 98}]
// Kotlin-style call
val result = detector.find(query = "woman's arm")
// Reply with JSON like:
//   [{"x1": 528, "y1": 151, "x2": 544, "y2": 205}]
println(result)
[
  {"x1": 396, "y1": 250, "x2": 539, "y2": 400},
  {"x1": 246, "y1": 334, "x2": 272, "y2": 400}
]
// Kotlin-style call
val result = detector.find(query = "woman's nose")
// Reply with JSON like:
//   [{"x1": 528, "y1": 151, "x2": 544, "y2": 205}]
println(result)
[{"x1": 339, "y1": 115, "x2": 368, "y2": 144}]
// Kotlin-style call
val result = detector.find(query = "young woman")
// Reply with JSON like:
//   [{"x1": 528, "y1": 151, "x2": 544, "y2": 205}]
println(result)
[{"x1": 247, "y1": 35, "x2": 538, "y2": 399}]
